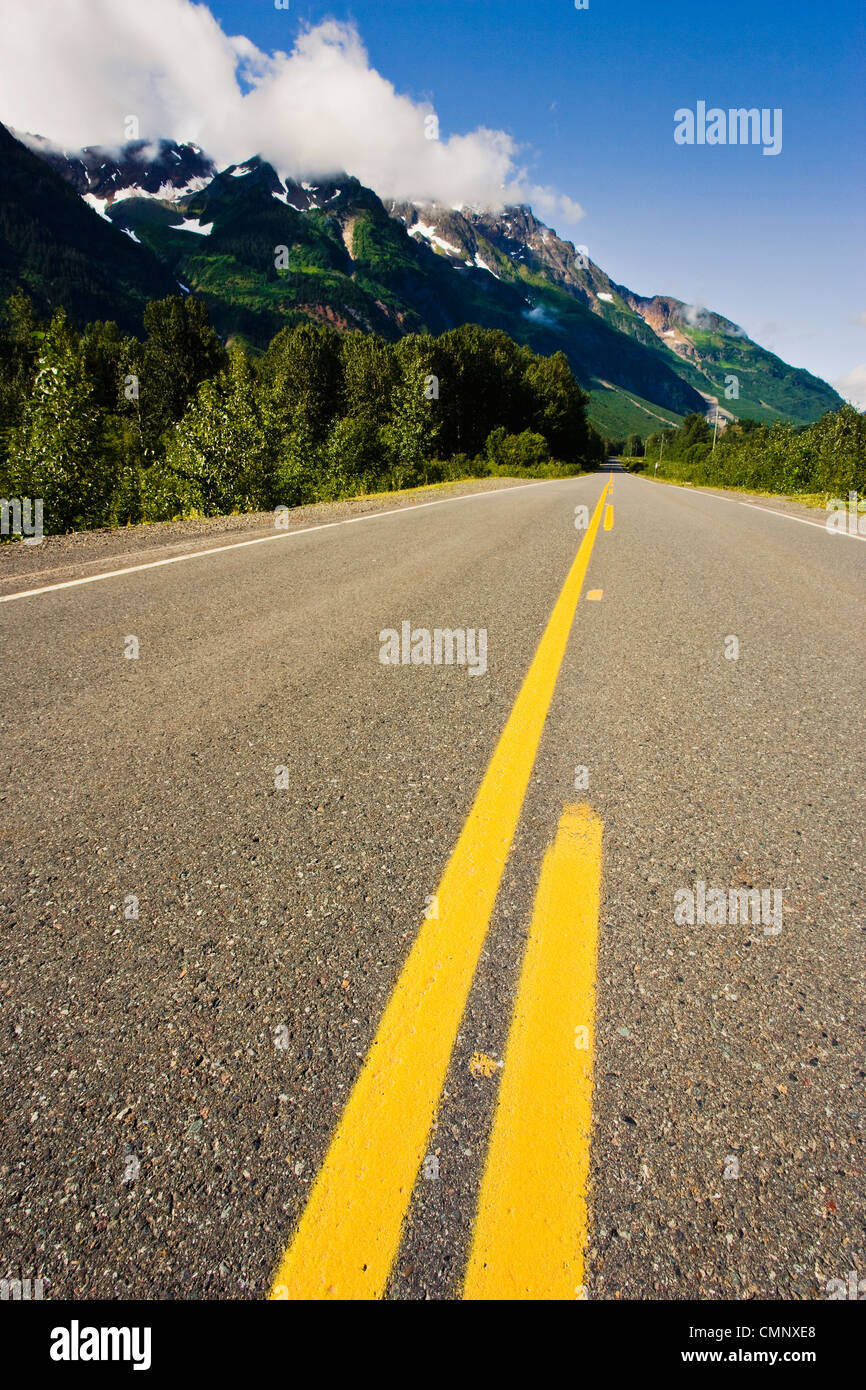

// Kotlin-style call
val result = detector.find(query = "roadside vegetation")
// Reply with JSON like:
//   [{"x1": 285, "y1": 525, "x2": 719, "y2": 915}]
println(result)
[
  {"x1": 617, "y1": 410, "x2": 864, "y2": 497},
  {"x1": 0, "y1": 291, "x2": 607, "y2": 536}
]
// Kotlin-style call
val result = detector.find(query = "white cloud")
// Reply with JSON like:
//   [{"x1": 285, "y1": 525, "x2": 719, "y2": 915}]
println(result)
[
  {"x1": 832, "y1": 364, "x2": 866, "y2": 410},
  {"x1": 523, "y1": 304, "x2": 561, "y2": 329},
  {"x1": 849, "y1": 311, "x2": 866, "y2": 328},
  {"x1": 0, "y1": 0, "x2": 583, "y2": 222},
  {"x1": 680, "y1": 302, "x2": 745, "y2": 337}
]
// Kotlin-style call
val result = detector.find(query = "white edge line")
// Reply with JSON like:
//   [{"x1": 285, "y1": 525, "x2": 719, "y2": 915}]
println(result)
[
  {"x1": 635, "y1": 473, "x2": 866, "y2": 541},
  {"x1": 0, "y1": 477, "x2": 574, "y2": 604},
  {"x1": 738, "y1": 500, "x2": 866, "y2": 539}
]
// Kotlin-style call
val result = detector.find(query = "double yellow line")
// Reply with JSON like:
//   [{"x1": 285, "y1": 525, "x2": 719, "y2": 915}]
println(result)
[
  {"x1": 464, "y1": 803, "x2": 602, "y2": 1299},
  {"x1": 270, "y1": 478, "x2": 612, "y2": 1300}
]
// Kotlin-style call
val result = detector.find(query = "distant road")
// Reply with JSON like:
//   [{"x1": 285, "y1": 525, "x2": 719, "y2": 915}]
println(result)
[{"x1": 1, "y1": 469, "x2": 863, "y2": 1300}]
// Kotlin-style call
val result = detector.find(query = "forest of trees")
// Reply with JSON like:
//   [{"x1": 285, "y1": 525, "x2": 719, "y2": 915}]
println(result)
[
  {"x1": 625, "y1": 410, "x2": 864, "y2": 495},
  {"x1": 0, "y1": 292, "x2": 607, "y2": 536}
]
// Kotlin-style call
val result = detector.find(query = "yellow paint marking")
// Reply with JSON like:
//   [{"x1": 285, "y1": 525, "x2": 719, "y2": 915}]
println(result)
[
  {"x1": 463, "y1": 804, "x2": 603, "y2": 1301},
  {"x1": 268, "y1": 482, "x2": 611, "y2": 1301},
  {"x1": 586, "y1": 589, "x2": 603, "y2": 600},
  {"x1": 604, "y1": 504, "x2": 614, "y2": 531},
  {"x1": 469, "y1": 1052, "x2": 503, "y2": 1079}
]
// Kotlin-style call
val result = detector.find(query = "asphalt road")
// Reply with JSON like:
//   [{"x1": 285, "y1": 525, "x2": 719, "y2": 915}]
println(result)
[{"x1": 1, "y1": 467, "x2": 863, "y2": 1300}]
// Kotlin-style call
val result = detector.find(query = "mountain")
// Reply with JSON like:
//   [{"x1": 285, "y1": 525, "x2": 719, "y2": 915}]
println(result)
[
  {"x1": 0, "y1": 124, "x2": 179, "y2": 333},
  {"x1": 7, "y1": 129, "x2": 843, "y2": 434},
  {"x1": 34, "y1": 145, "x2": 697, "y2": 422},
  {"x1": 608, "y1": 288, "x2": 840, "y2": 425},
  {"x1": 386, "y1": 200, "x2": 843, "y2": 429},
  {"x1": 20, "y1": 133, "x2": 216, "y2": 213}
]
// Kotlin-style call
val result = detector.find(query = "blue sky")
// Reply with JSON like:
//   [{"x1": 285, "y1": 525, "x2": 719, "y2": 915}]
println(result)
[{"x1": 206, "y1": 0, "x2": 864, "y2": 398}]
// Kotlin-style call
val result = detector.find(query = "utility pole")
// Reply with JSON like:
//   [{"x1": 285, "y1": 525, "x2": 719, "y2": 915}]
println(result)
[
  {"x1": 712, "y1": 410, "x2": 720, "y2": 452},
  {"x1": 656, "y1": 435, "x2": 664, "y2": 474}
]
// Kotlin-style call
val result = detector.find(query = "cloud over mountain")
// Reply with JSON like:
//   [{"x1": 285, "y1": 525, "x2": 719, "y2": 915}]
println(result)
[
  {"x1": 0, "y1": 0, "x2": 583, "y2": 222},
  {"x1": 833, "y1": 363, "x2": 866, "y2": 410}
]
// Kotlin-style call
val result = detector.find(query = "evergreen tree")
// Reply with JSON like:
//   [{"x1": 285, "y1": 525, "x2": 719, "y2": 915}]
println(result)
[
  {"x1": 523, "y1": 350, "x2": 592, "y2": 463},
  {"x1": 323, "y1": 414, "x2": 382, "y2": 496},
  {"x1": 140, "y1": 296, "x2": 227, "y2": 456},
  {"x1": 6, "y1": 309, "x2": 110, "y2": 531},
  {"x1": 81, "y1": 319, "x2": 131, "y2": 411},
  {"x1": 274, "y1": 407, "x2": 325, "y2": 508},
  {"x1": 0, "y1": 292, "x2": 44, "y2": 474},
  {"x1": 625, "y1": 433, "x2": 644, "y2": 458},
  {"x1": 434, "y1": 325, "x2": 528, "y2": 457},
  {"x1": 340, "y1": 334, "x2": 399, "y2": 427},
  {"x1": 263, "y1": 322, "x2": 344, "y2": 443},
  {"x1": 164, "y1": 348, "x2": 273, "y2": 514},
  {"x1": 380, "y1": 352, "x2": 440, "y2": 487}
]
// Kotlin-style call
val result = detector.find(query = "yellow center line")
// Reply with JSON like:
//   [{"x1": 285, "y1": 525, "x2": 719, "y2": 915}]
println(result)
[
  {"x1": 463, "y1": 804, "x2": 603, "y2": 1301},
  {"x1": 268, "y1": 479, "x2": 611, "y2": 1301},
  {"x1": 604, "y1": 504, "x2": 614, "y2": 531}
]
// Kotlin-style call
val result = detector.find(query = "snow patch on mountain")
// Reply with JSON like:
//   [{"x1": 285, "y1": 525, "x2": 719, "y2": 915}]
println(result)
[
  {"x1": 409, "y1": 222, "x2": 463, "y2": 257},
  {"x1": 173, "y1": 219, "x2": 214, "y2": 236},
  {"x1": 83, "y1": 193, "x2": 110, "y2": 221}
]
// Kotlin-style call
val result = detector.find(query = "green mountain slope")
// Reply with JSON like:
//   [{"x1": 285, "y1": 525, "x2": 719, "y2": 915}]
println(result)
[
  {"x1": 0, "y1": 123, "x2": 178, "y2": 334},
  {"x1": 609, "y1": 290, "x2": 842, "y2": 424},
  {"x1": 587, "y1": 383, "x2": 685, "y2": 441}
]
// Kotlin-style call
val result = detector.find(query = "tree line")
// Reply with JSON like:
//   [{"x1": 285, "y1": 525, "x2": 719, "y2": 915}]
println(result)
[
  {"x1": 622, "y1": 410, "x2": 864, "y2": 495},
  {"x1": 0, "y1": 292, "x2": 608, "y2": 535}
]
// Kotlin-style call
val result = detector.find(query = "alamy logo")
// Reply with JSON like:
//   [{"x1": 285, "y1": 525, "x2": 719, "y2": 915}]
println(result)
[
  {"x1": 826, "y1": 1271, "x2": 866, "y2": 1299},
  {"x1": 50, "y1": 1321, "x2": 152, "y2": 1372},
  {"x1": 0, "y1": 497, "x2": 43, "y2": 544},
  {"x1": 674, "y1": 103, "x2": 782, "y2": 156},
  {"x1": 379, "y1": 622, "x2": 488, "y2": 676},
  {"x1": 826, "y1": 492, "x2": 866, "y2": 535},
  {"x1": 1, "y1": 1277, "x2": 46, "y2": 1299},
  {"x1": 674, "y1": 880, "x2": 783, "y2": 934}
]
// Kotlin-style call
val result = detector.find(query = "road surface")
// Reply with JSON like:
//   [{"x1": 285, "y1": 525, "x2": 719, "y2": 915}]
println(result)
[{"x1": 1, "y1": 467, "x2": 863, "y2": 1300}]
